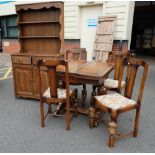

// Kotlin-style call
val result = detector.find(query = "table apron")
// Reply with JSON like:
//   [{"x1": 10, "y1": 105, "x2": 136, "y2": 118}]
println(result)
[{"x1": 57, "y1": 73, "x2": 108, "y2": 85}]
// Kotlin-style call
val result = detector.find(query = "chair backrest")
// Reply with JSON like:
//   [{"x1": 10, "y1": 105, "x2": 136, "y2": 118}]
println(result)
[
  {"x1": 108, "y1": 51, "x2": 131, "y2": 80},
  {"x1": 72, "y1": 48, "x2": 87, "y2": 61},
  {"x1": 37, "y1": 59, "x2": 70, "y2": 103},
  {"x1": 66, "y1": 48, "x2": 87, "y2": 61},
  {"x1": 124, "y1": 58, "x2": 148, "y2": 106}
]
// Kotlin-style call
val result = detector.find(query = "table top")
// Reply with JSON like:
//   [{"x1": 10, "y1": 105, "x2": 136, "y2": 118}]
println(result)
[{"x1": 57, "y1": 61, "x2": 114, "y2": 81}]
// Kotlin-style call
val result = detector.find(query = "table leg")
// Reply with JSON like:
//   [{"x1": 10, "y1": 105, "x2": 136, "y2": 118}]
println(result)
[
  {"x1": 91, "y1": 85, "x2": 97, "y2": 107},
  {"x1": 82, "y1": 84, "x2": 87, "y2": 108},
  {"x1": 61, "y1": 81, "x2": 66, "y2": 88},
  {"x1": 98, "y1": 83, "x2": 107, "y2": 95}
]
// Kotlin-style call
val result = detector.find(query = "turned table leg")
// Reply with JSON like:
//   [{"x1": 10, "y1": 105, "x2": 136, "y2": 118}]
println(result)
[
  {"x1": 91, "y1": 85, "x2": 97, "y2": 107},
  {"x1": 74, "y1": 89, "x2": 78, "y2": 117},
  {"x1": 97, "y1": 83, "x2": 107, "y2": 95},
  {"x1": 82, "y1": 84, "x2": 87, "y2": 108}
]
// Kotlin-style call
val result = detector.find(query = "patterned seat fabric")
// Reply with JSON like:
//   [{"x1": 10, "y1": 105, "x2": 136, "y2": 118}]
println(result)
[
  {"x1": 43, "y1": 87, "x2": 73, "y2": 99},
  {"x1": 95, "y1": 93, "x2": 136, "y2": 110},
  {"x1": 104, "y1": 78, "x2": 126, "y2": 89}
]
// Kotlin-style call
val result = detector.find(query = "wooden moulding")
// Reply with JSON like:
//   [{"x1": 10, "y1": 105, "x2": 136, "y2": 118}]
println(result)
[{"x1": 16, "y1": 1, "x2": 64, "y2": 12}]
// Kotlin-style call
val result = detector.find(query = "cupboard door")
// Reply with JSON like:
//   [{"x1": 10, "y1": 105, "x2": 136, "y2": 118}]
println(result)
[
  {"x1": 13, "y1": 64, "x2": 33, "y2": 97},
  {"x1": 33, "y1": 66, "x2": 49, "y2": 98}
]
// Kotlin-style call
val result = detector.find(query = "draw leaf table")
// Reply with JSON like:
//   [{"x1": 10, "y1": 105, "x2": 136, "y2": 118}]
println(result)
[{"x1": 57, "y1": 61, "x2": 114, "y2": 115}]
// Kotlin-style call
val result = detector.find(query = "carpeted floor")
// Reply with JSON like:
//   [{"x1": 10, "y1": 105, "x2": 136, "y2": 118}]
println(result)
[{"x1": 0, "y1": 55, "x2": 155, "y2": 152}]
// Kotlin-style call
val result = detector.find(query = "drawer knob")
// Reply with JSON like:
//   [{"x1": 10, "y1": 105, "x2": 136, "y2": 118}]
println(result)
[{"x1": 18, "y1": 59, "x2": 22, "y2": 62}]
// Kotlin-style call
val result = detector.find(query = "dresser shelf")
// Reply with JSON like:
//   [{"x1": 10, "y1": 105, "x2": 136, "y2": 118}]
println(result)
[
  {"x1": 18, "y1": 21, "x2": 60, "y2": 24},
  {"x1": 19, "y1": 36, "x2": 60, "y2": 38}
]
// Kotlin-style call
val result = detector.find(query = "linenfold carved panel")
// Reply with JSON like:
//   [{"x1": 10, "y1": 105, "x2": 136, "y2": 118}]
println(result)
[{"x1": 93, "y1": 16, "x2": 117, "y2": 62}]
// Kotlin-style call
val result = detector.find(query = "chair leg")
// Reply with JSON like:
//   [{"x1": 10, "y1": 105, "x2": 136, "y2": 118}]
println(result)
[
  {"x1": 40, "y1": 100, "x2": 44, "y2": 128},
  {"x1": 89, "y1": 107, "x2": 95, "y2": 128},
  {"x1": 66, "y1": 112, "x2": 70, "y2": 130},
  {"x1": 108, "y1": 111, "x2": 118, "y2": 147},
  {"x1": 91, "y1": 85, "x2": 97, "y2": 107},
  {"x1": 108, "y1": 121, "x2": 117, "y2": 147},
  {"x1": 133, "y1": 107, "x2": 141, "y2": 137},
  {"x1": 82, "y1": 84, "x2": 87, "y2": 108},
  {"x1": 48, "y1": 104, "x2": 52, "y2": 114},
  {"x1": 66, "y1": 101, "x2": 71, "y2": 130},
  {"x1": 74, "y1": 90, "x2": 78, "y2": 117}
]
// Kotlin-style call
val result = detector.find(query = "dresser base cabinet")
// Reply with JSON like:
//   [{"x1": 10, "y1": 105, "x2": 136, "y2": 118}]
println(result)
[{"x1": 12, "y1": 54, "x2": 64, "y2": 99}]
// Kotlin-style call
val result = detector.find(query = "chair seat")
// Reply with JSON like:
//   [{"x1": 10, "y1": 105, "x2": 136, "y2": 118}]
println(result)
[
  {"x1": 104, "y1": 78, "x2": 126, "y2": 89},
  {"x1": 43, "y1": 87, "x2": 73, "y2": 99},
  {"x1": 95, "y1": 93, "x2": 136, "y2": 110}
]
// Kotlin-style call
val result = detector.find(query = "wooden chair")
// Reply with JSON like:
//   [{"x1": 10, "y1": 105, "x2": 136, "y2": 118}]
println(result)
[
  {"x1": 91, "y1": 51, "x2": 131, "y2": 98},
  {"x1": 37, "y1": 59, "x2": 78, "y2": 130},
  {"x1": 72, "y1": 48, "x2": 87, "y2": 61},
  {"x1": 66, "y1": 48, "x2": 87, "y2": 61},
  {"x1": 104, "y1": 51, "x2": 132, "y2": 93},
  {"x1": 66, "y1": 48, "x2": 87, "y2": 108},
  {"x1": 89, "y1": 58, "x2": 148, "y2": 147}
]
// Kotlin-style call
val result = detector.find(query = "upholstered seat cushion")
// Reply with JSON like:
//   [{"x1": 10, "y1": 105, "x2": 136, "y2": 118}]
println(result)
[
  {"x1": 104, "y1": 78, "x2": 126, "y2": 89},
  {"x1": 43, "y1": 87, "x2": 73, "y2": 99},
  {"x1": 95, "y1": 93, "x2": 136, "y2": 110}
]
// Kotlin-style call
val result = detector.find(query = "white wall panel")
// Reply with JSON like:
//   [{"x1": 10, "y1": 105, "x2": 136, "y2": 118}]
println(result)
[
  {"x1": 0, "y1": 1, "x2": 135, "y2": 43},
  {"x1": 103, "y1": 1, "x2": 135, "y2": 43}
]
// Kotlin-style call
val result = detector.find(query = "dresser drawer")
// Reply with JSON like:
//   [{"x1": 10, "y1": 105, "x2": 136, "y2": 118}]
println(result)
[
  {"x1": 32, "y1": 55, "x2": 64, "y2": 64},
  {"x1": 12, "y1": 56, "x2": 31, "y2": 64}
]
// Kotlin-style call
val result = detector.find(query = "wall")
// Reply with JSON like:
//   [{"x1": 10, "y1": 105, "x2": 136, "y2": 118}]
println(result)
[
  {"x1": 103, "y1": 1, "x2": 135, "y2": 41},
  {"x1": 64, "y1": 1, "x2": 104, "y2": 40},
  {"x1": 64, "y1": 1, "x2": 135, "y2": 52},
  {"x1": 64, "y1": 1, "x2": 79, "y2": 39},
  {"x1": 102, "y1": 1, "x2": 135, "y2": 51},
  {"x1": 0, "y1": 1, "x2": 39, "y2": 16},
  {"x1": 64, "y1": 1, "x2": 135, "y2": 42},
  {"x1": 0, "y1": 1, "x2": 135, "y2": 41},
  {"x1": 2, "y1": 39, "x2": 20, "y2": 54},
  {"x1": 2, "y1": 39, "x2": 80, "y2": 54}
]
